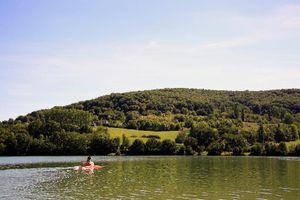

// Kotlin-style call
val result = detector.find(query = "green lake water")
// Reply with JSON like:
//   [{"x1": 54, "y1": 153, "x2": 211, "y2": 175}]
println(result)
[{"x1": 0, "y1": 156, "x2": 299, "y2": 199}]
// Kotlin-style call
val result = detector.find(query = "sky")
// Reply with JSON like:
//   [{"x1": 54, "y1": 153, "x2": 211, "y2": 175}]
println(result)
[{"x1": 1, "y1": 0, "x2": 300, "y2": 120}]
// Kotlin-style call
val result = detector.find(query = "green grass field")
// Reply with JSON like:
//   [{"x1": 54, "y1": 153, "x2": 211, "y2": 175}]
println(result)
[{"x1": 107, "y1": 127, "x2": 179, "y2": 143}]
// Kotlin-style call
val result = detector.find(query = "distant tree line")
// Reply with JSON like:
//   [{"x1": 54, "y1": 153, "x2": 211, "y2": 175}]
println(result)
[
  {"x1": 174, "y1": 121, "x2": 300, "y2": 156},
  {"x1": 0, "y1": 108, "x2": 299, "y2": 156}
]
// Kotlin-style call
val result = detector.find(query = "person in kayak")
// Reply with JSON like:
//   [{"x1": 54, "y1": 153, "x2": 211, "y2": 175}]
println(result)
[
  {"x1": 86, "y1": 155, "x2": 91, "y2": 164},
  {"x1": 74, "y1": 156, "x2": 103, "y2": 173},
  {"x1": 82, "y1": 155, "x2": 94, "y2": 166}
]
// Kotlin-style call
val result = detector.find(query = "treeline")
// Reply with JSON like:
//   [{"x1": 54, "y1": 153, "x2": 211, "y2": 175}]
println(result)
[
  {"x1": 0, "y1": 110, "x2": 299, "y2": 156},
  {"x1": 63, "y1": 88, "x2": 300, "y2": 131},
  {"x1": 1, "y1": 88, "x2": 300, "y2": 156},
  {"x1": 0, "y1": 108, "x2": 116, "y2": 155},
  {"x1": 174, "y1": 121, "x2": 300, "y2": 156},
  {"x1": 0, "y1": 124, "x2": 119, "y2": 155},
  {"x1": 0, "y1": 108, "x2": 178, "y2": 156}
]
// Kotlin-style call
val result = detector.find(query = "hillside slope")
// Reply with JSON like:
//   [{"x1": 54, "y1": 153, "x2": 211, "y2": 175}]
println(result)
[
  {"x1": 65, "y1": 88, "x2": 300, "y2": 130},
  {"x1": 1, "y1": 88, "x2": 300, "y2": 156}
]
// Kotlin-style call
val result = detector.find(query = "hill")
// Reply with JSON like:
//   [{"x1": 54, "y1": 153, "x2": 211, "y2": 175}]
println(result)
[
  {"x1": 1, "y1": 88, "x2": 300, "y2": 156},
  {"x1": 64, "y1": 88, "x2": 300, "y2": 129}
]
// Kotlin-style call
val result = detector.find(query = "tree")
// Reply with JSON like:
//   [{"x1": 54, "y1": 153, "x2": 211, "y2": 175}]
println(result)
[
  {"x1": 184, "y1": 145, "x2": 195, "y2": 155},
  {"x1": 110, "y1": 137, "x2": 121, "y2": 153},
  {"x1": 60, "y1": 132, "x2": 89, "y2": 155},
  {"x1": 145, "y1": 138, "x2": 161, "y2": 155},
  {"x1": 232, "y1": 104, "x2": 240, "y2": 119},
  {"x1": 44, "y1": 120, "x2": 62, "y2": 136},
  {"x1": 190, "y1": 122, "x2": 219, "y2": 147},
  {"x1": 241, "y1": 109, "x2": 245, "y2": 122},
  {"x1": 13, "y1": 124, "x2": 32, "y2": 155},
  {"x1": 257, "y1": 124, "x2": 265, "y2": 143},
  {"x1": 290, "y1": 124, "x2": 299, "y2": 140},
  {"x1": 250, "y1": 143, "x2": 264, "y2": 156},
  {"x1": 284, "y1": 112, "x2": 294, "y2": 124},
  {"x1": 89, "y1": 132, "x2": 111, "y2": 155},
  {"x1": 223, "y1": 133, "x2": 247, "y2": 152},
  {"x1": 264, "y1": 142, "x2": 277, "y2": 156},
  {"x1": 175, "y1": 130, "x2": 187, "y2": 143},
  {"x1": 125, "y1": 111, "x2": 140, "y2": 122},
  {"x1": 177, "y1": 146, "x2": 185, "y2": 155},
  {"x1": 274, "y1": 125, "x2": 287, "y2": 142},
  {"x1": 0, "y1": 125, "x2": 10, "y2": 155},
  {"x1": 265, "y1": 142, "x2": 287, "y2": 156},
  {"x1": 232, "y1": 147, "x2": 243, "y2": 155},
  {"x1": 128, "y1": 139, "x2": 145, "y2": 155},
  {"x1": 28, "y1": 119, "x2": 43, "y2": 137},
  {"x1": 294, "y1": 144, "x2": 300, "y2": 156},
  {"x1": 207, "y1": 141, "x2": 225, "y2": 155},
  {"x1": 0, "y1": 143, "x2": 5, "y2": 155},
  {"x1": 120, "y1": 134, "x2": 130, "y2": 154},
  {"x1": 15, "y1": 131, "x2": 32, "y2": 155},
  {"x1": 30, "y1": 136, "x2": 50, "y2": 155},
  {"x1": 160, "y1": 139, "x2": 176, "y2": 155},
  {"x1": 277, "y1": 142, "x2": 288, "y2": 156},
  {"x1": 183, "y1": 136, "x2": 198, "y2": 151},
  {"x1": 240, "y1": 130, "x2": 256, "y2": 145}
]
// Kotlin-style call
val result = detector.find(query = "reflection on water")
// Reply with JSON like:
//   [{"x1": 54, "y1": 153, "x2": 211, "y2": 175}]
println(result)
[{"x1": 0, "y1": 156, "x2": 299, "y2": 200}]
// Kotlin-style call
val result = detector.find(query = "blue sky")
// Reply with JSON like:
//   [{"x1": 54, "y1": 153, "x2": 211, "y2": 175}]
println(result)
[{"x1": 1, "y1": 0, "x2": 300, "y2": 120}]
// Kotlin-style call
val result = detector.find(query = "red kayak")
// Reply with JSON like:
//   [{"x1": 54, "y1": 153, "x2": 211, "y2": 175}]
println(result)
[
  {"x1": 74, "y1": 161, "x2": 104, "y2": 171},
  {"x1": 82, "y1": 165, "x2": 104, "y2": 170}
]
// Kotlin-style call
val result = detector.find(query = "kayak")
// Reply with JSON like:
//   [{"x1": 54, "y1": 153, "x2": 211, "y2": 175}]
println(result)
[
  {"x1": 84, "y1": 165, "x2": 104, "y2": 170},
  {"x1": 74, "y1": 161, "x2": 104, "y2": 171},
  {"x1": 74, "y1": 165, "x2": 104, "y2": 171}
]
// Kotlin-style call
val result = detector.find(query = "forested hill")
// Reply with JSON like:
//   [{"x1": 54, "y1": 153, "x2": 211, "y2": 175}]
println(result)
[
  {"x1": 1, "y1": 88, "x2": 300, "y2": 156},
  {"x1": 65, "y1": 88, "x2": 300, "y2": 129}
]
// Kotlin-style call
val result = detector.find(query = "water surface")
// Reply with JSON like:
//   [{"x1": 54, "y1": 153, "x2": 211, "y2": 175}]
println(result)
[{"x1": 0, "y1": 156, "x2": 299, "y2": 199}]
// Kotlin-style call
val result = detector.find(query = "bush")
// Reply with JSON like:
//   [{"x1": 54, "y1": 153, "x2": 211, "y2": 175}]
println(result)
[
  {"x1": 128, "y1": 139, "x2": 145, "y2": 155},
  {"x1": 232, "y1": 147, "x2": 243, "y2": 156},
  {"x1": 264, "y1": 142, "x2": 287, "y2": 156},
  {"x1": 207, "y1": 141, "x2": 225, "y2": 155},
  {"x1": 196, "y1": 145, "x2": 205, "y2": 155},
  {"x1": 183, "y1": 136, "x2": 198, "y2": 151},
  {"x1": 277, "y1": 142, "x2": 288, "y2": 156},
  {"x1": 223, "y1": 133, "x2": 247, "y2": 152},
  {"x1": 160, "y1": 139, "x2": 176, "y2": 155},
  {"x1": 145, "y1": 138, "x2": 161, "y2": 155},
  {"x1": 110, "y1": 137, "x2": 121, "y2": 153},
  {"x1": 294, "y1": 144, "x2": 300, "y2": 156},
  {"x1": 141, "y1": 135, "x2": 160, "y2": 139},
  {"x1": 184, "y1": 145, "x2": 195, "y2": 155},
  {"x1": 89, "y1": 132, "x2": 111, "y2": 155},
  {"x1": 120, "y1": 134, "x2": 130, "y2": 154},
  {"x1": 175, "y1": 130, "x2": 187, "y2": 143},
  {"x1": 177, "y1": 146, "x2": 185, "y2": 155},
  {"x1": 264, "y1": 142, "x2": 277, "y2": 156},
  {"x1": 250, "y1": 143, "x2": 264, "y2": 156}
]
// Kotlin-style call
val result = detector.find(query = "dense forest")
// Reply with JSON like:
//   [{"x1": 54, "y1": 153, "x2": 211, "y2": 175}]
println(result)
[{"x1": 1, "y1": 88, "x2": 300, "y2": 156}]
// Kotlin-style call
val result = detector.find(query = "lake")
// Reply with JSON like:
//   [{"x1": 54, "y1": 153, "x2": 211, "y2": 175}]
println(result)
[{"x1": 0, "y1": 156, "x2": 299, "y2": 200}]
